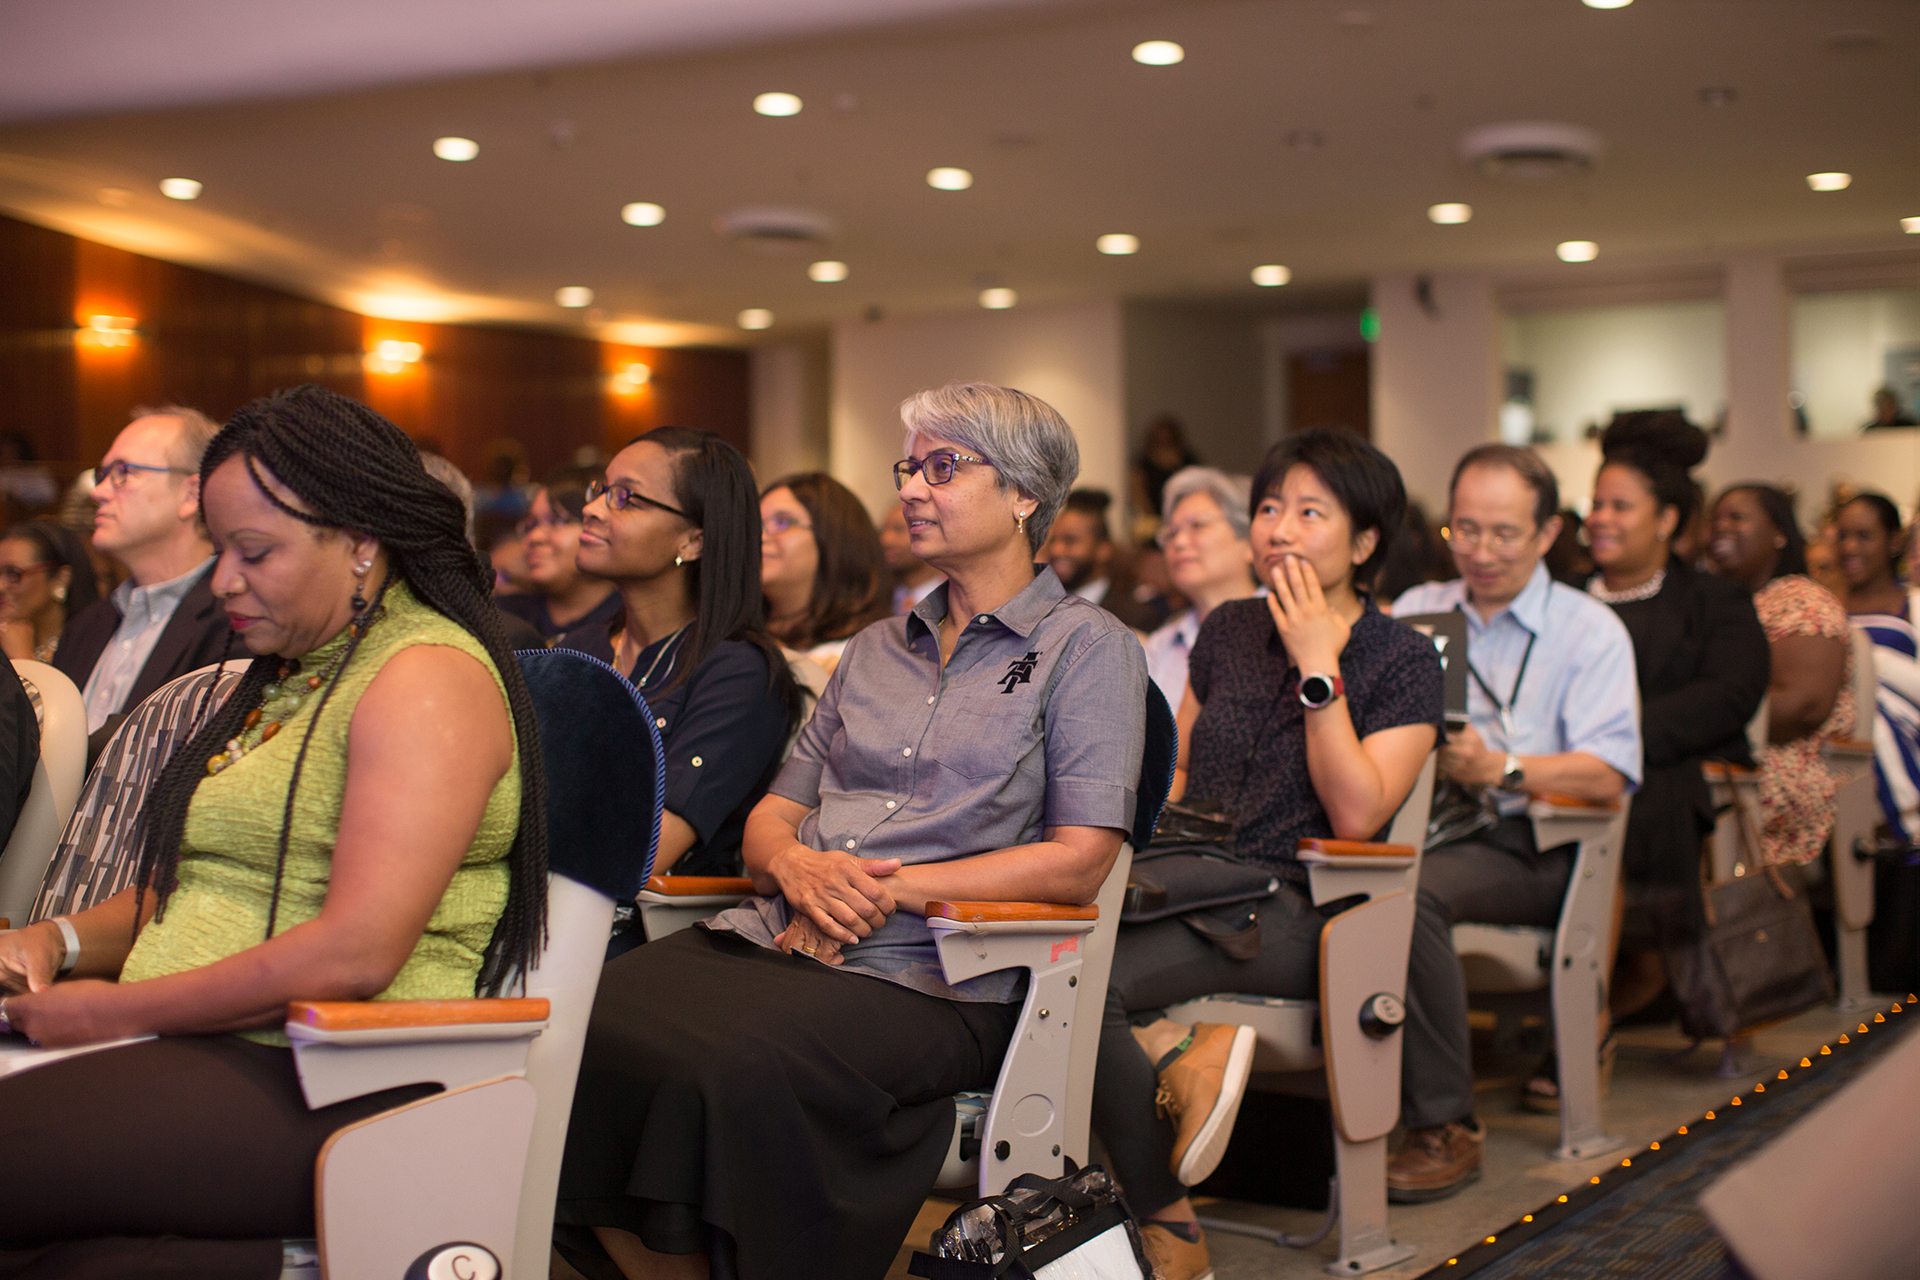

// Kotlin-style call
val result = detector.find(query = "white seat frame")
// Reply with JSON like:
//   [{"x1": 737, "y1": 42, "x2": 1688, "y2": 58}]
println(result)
[
  {"x1": 0, "y1": 660, "x2": 86, "y2": 929},
  {"x1": 1822, "y1": 628, "x2": 1881, "y2": 1011}
]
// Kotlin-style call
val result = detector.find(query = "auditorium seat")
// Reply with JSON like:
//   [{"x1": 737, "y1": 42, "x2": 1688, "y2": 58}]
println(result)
[
  {"x1": 0, "y1": 660, "x2": 85, "y2": 930},
  {"x1": 1452, "y1": 793, "x2": 1631, "y2": 1161},
  {"x1": 1821, "y1": 628, "x2": 1880, "y2": 1010},
  {"x1": 1173, "y1": 749, "x2": 1437, "y2": 1276}
]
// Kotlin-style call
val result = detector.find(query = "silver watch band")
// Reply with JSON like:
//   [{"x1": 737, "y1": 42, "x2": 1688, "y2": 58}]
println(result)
[{"x1": 52, "y1": 916, "x2": 80, "y2": 973}]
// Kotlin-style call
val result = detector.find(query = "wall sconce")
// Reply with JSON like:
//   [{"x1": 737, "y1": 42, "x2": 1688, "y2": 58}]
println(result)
[
  {"x1": 79, "y1": 315, "x2": 139, "y2": 349},
  {"x1": 609, "y1": 362, "x2": 651, "y2": 395},
  {"x1": 364, "y1": 339, "x2": 424, "y2": 374}
]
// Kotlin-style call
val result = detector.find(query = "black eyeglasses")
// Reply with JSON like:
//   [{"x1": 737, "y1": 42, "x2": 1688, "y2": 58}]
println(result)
[
  {"x1": 893, "y1": 451, "x2": 993, "y2": 490},
  {"x1": 97, "y1": 460, "x2": 191, "y2": 488},
  {"x1": 585, "y1": 478, "x2": 690, "y2": 520}
]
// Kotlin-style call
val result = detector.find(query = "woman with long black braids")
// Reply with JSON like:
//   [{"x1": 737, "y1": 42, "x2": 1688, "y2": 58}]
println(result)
[{"x1": 0, "y1": 385, "x2": 546, "y2": 1279}]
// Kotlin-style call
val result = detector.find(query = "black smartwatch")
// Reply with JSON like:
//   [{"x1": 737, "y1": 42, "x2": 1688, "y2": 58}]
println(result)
[{"x1": 1298, "y1": 672, "x2": 1344, "y2": 710}]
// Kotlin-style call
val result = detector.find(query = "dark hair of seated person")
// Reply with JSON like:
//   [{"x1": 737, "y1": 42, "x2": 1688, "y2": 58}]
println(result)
[
  {"x1": 761, "y1": 471, "x2": 893, "y2": 651},
  {"x1": 1449, "y1": 442, "x2": 1560, "y2": 530},
  {"x1": 1717, "y1": 484, "x2": 1809, "y2": 581},
  {"x1": 129, "y1": 385, "x2": 549, "y2": 993},
  {"x1": 1599, "y1": 410, "x2": 1710, "y2": 530},
  {"x1": 1252, "y1": 426, "x2": 1405, "y2": 582}
]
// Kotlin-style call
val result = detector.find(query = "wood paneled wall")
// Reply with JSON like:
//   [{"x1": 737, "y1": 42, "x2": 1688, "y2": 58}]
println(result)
[{"x1": 0, "y1": 214, "x2": 750, "y2": 487}]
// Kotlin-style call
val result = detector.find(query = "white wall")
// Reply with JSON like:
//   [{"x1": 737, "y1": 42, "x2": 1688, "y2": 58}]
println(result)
[
  {"x1": 1793, "y1": 288, "x2": 1920, "y2": 439},
  {"x1": 1122, "y1": 302, "x2": 1268, "y2": 482},
  {"x1": 1370, "y1": 273, "x2": 1501, "y2": 511},
  {"x1": 829, "y1": 300, "x2": 1127, "y2": 521},
  {"x1": 749, "y1": 339, "x2": 830, "y2": 481}
]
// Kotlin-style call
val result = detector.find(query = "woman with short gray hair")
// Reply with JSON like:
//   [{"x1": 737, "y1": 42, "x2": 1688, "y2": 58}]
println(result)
[
  {"x1": 900, "y1": 381, "x2": 1079, "y2": 556},
  {"x1": 555, "y1": 382, "x2": 1148, "y2": 1280},
  {"x1": 1143, "y1": 466, "x2": 1258, "y2": 705}
]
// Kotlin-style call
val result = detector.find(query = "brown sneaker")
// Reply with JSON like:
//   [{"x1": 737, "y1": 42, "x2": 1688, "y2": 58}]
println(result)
[
  {"x1": 1386, "y1": 1119, "x2": 1484, "y2": 1203},
  {"x1": 1147, "y1": 1022, "x2": 1257, "y2": 1186},
  {"x1": 1139, "y1": 1219, "x2": 1214, "y2": 1280}
]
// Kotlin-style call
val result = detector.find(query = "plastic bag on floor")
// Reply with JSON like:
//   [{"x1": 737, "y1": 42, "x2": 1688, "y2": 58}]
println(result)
[{"x1": 908, "y1": 1164, "x2": 1151, "y2": 1280}]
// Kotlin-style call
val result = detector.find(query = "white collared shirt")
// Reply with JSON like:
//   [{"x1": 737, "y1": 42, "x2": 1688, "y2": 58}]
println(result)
[{"x1": 82, "y1": 558, "x2": 213, "y2": 732}]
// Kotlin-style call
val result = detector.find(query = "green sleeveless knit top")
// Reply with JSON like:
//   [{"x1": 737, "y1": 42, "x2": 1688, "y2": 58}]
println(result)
[{"x1": 120, "y1": 580, "x2": 521, "y2": 1045}]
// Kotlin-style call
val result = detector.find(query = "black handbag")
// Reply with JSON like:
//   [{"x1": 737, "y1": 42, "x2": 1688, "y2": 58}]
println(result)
[
  {"x1": 908, "y1": 1165, "x2": 1152, "y2": 1280},
  {"x1": 1122, "y1": 848, "x2": 1279, "y2": 961},
  {"x1": 1666, "y1": 782, "x2": 1835, "y2": 1040}
]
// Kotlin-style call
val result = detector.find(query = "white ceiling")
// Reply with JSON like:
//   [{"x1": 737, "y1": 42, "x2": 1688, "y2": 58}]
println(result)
[{"x1": 1, "y1": 0, "x2": 1915, "y2": 345}]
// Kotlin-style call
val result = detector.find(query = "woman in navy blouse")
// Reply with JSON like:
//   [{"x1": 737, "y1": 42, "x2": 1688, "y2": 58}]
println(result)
[{"x1": 561, "y1": 428, "x2": 801, "y2": 894}]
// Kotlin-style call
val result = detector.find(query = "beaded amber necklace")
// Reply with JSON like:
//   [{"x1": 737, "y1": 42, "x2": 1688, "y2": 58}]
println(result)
[{"x1": 205, "y1": 636, "x2": 356, "y2": 776}]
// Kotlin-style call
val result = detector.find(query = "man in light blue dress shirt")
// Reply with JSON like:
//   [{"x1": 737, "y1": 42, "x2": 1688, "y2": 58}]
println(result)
[{"x1": 1388, "y1": 445, "x2": 1641, "y2": 1202}]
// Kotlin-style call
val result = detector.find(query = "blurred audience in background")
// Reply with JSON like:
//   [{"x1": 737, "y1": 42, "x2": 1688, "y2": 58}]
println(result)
[
  {"x1": 1835, "y1": 492, "x2": 1920, "y2": 844},
  {"x1": 1373, "y1": 499, "x2": 1451, "y2": 608},
  {"x1": 496, "y1": 468, "x2": 621, "y2": 645},
  {"x1": 1864, "y1": 385, "x2": 1918, "y2": 430},
  {"x1": 1705, "y1": 483, "x2": 1853, "y2": 867},
  {"x1": 1544, "y1": 507, "x2": 1595, "y2": 587},
  {"x1": 1143, "y1": 466, "x2": 1256, "y2": 706},
  {"x1": 0, "y1": 431, "x2": 58, "y2": 512},
  {"x1": 0, "y1": 519, "x2": 99, "y2": 663},
  {"x1": 1047, "y1": 487, "x2": 1167, "y2": 633},
  {"x1": 422, "y1": 451, "x2": 545, "y2": 651},
  {"x1": 879, "y1": 503, "x2": 942, "y2": 614},
  {"x1": 473, "y1": 436, "x2": 535, "y2": 527},
  {"x1": 760, "y1": 472, "x2": 893, "y2": 674},
  {"x1": 1129, "y1": 414, "x2": 1200, "y2": 543}
]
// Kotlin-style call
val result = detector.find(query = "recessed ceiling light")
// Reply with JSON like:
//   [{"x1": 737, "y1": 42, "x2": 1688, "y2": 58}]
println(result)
[
  {"x1": 1556, "y1": 240, "x2": 1599, "y2": 262},
  {"x1": 1903, "y1": 216, "x2": 1920, "y2": 234},
  {"x1": 1428, "y1": 203, "x2": 1473, "y2": 224},
  {"x1": 432, "y1": 137, "x2": 479, "y2": 162},
  {"x1": 555, "y1": 287, "x2": 594, "y2": 307},
  {"x1": 979, "y1": 288, "x2": 1017, "y2": 309},
  {"x1": 754, "y1": 93, "x2": 802, "y2": 117},
  {"x1": 1807, "y1": 172, "x2": 1852, "y2": 191},
  {"x1": 1132, "y1": 40, "x2": 1184, "y2": 65},
  {"x1": 158, "y1": 178, "x2": 202, "y2": 200},
  {"x1": 1251, "y1": 265, "x2": 1291, "y2": 287},
  {"x1": 738, "y1": 308, "x2": 775, "y2": 330},
  {"x1": 809, "y1": 260, "x2": 850, "y2": 283},
  {"x1": 1582, "y1": 0, "x2": 1631, "y2": 8},
  {"x1": 621, "y1": 202, "x2": 665, "y2": 226},
  {"x1": 927, "y1": 167, "x2": 974, "y2": 191},
  {"x1": 1097, "y1": 234, "x2": 1140, "y2": 255}
]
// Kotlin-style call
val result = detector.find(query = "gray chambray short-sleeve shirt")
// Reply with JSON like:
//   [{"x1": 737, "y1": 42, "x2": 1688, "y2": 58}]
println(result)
[{"x1": 705, "y1": 565, "x2": 1147, "y2": 1002}]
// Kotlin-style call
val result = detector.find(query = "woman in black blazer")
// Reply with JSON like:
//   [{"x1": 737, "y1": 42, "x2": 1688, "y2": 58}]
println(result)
[{"x1": 1583, "y1": 413, "x2": 1769, "y2": 1022}]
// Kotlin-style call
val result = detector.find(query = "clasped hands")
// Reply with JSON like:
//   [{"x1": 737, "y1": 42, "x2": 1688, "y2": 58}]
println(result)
[
  {"x1": 0, "y1": 923, "x2": 116, "y2": 1048},
  {"x1": 1437, "y1": 722, "x2": 1506, "y2": 789},
  {"x1": 767, "y1": 843, "x2": 902, "y2": 967}
]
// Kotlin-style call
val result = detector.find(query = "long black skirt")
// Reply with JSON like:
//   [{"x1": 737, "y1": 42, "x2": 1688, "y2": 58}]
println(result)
[
  {"x1": 555, "y1": 927, "x2": 1020, "y2": 1280},
  {"x1": 0, "y1": 1034, "x2": 435, "y2": 1279}
]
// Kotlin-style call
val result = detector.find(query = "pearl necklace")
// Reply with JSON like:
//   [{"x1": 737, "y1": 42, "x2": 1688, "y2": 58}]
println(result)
[{"x1": 1586, "y1": 567, "x2": 1667, "y2": 604}]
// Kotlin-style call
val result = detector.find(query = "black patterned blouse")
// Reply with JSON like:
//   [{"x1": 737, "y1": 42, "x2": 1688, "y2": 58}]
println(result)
[{"x1": 1184, "y1": 597, "x2": 1443, "y2": 877}]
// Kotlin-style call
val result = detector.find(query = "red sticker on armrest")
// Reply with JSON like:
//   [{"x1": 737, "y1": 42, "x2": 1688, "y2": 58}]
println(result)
[{"x1": 1051, "y1": 937, "x2": 1079, "y2": 962}]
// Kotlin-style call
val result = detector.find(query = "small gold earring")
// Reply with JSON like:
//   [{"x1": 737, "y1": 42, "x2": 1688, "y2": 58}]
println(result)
[{"x1": 1016, "y1": 511, "x2": 1027, "y2": 533}]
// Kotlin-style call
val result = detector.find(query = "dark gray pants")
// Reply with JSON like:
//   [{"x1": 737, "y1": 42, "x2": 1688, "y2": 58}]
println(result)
[{"x1": 1402, "y1": 817, "x2": 1575, "y2": 1129}]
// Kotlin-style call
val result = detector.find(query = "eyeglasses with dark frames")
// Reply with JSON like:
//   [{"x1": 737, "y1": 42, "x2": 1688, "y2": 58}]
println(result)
[
  {"x1": 761, "y1": 511, "x2": 813, "y2": 537},
  {"x1": 584, "y1": 478, "x2": 691, "y2": 521},
  {"x1": 98, "y1": 460, "x2": 192, "y2": 488},
  {"x1": 892, "y1": 451, "x2": 993, "y2": 490}
]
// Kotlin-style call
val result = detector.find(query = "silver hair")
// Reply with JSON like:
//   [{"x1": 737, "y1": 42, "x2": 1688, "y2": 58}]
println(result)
[
  {"x1": 899, "y1": 382, "x2": 1080, "y2": 553},
  {"x1": 130, "y1": 404, "x2": 219, "y2": 471},
  {"x1": 419, "y1": 452, "x2": 478, "y2": 546},
  {"x1": 1161, "y1": 466, "x2": 1253, "y2": 539}
]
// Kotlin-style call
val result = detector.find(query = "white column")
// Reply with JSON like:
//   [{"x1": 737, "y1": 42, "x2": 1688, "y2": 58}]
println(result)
[
  {"x1": 749, "y1": 341, "x2": 829, "y2": 481},
  {"x1": 1722, "y1": 257, "x2": 1793, "y2": 446},
  {"x1": 1370, "y1": 273, "x2": 1501, "y2": 509},
  {"x1": 829, "y1": 301, "x2": 1127, "y2": 519}
]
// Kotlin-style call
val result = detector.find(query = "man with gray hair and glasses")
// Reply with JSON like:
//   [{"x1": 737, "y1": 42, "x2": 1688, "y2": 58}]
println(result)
[
  {"x1": 54, "y1": 405, "x2": 245, "y2": 760},
  {"x1": 1386, "y1": 444, "x2": 1640, "y2": 1203}
]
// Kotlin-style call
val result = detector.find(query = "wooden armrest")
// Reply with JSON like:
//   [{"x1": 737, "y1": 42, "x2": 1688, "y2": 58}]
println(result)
[
  {"x1": 1702, "y1": 762, "x2": 1759, "y2": 781},
  {"x1": 1297, "y1": 839, "x2": 1418, "y2": 860},
  {"x1": 1824, "y1": 737, "x2": 1875, "y2": 755},
  {"x1": 925, "y1": 901, "x2": 1099, "y2": 923},
  {"x1": 1532, "y1": 794, "x2": 1621, "y2": 812},
  {"x1": 287, "y1": 998, "x2": 550, "y2": 1033},
  {"x1": 643, "y1": 875, "x2": 756, "y2": 897}
]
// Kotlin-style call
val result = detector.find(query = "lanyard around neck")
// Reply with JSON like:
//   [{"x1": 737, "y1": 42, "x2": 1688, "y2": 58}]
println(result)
[{"x1": 1456, "y1": 601, "x2": 1536, "y2": 743}]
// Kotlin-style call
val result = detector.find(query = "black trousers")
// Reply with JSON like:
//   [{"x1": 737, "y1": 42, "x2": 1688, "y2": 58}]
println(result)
[
  {"x1": 1402, "y1": 817, "x2": 1575, "y2": 1129},
  {"x1": 0, "y1": 1034, "x2": 435, "y2": 1279},
  {"x1": 1091, "y1": 885, "x2": 1322, "y2": 1217},
  {"x1": 556, "y1": 928, "x2": 1019, "y2": 1280}
]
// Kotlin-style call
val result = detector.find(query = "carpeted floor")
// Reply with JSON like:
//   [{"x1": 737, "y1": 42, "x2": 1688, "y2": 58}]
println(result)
[{"x1": 1421, "y1": 1000, "x2": 1916, "y2": 1279}]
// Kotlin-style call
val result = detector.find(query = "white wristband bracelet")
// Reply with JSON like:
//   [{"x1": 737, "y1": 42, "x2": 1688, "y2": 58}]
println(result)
[{"x1": 51, "y1": 917, "x2": 79, "y2": 973}]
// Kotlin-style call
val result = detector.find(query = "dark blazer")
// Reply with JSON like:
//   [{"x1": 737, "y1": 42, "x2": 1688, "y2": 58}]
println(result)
[
  {"x1": 53, "y1": 562, "x2": 248, "y2": 762},
  {"x1": 1605, "y1": 556, "x2": 1770, "y2": 940}
]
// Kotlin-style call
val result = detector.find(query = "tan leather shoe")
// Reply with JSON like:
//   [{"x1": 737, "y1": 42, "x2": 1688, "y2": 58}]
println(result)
[
  {"x1": 1386, "y1": 1119, "x2": 1485, "y2": 1203},
  {"x1": 1149, "y1": 1022, "x2": 1257, "y2": 1186},
  {"x1": 1139, "y1": 1219, "x2": 1214, "y2": 1280}
]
